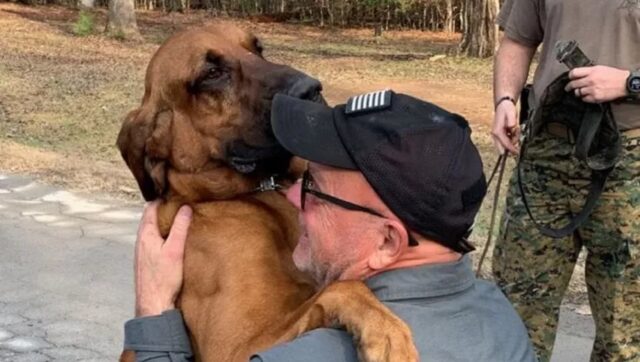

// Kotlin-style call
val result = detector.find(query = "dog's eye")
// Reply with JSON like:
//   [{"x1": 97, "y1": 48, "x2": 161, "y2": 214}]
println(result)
[
  {"x1": 188, "y1": 52, "x2": 230, "y2": 94},
  {"x1": 206, "y1": 66, "x2": 223, "y2": 79}
]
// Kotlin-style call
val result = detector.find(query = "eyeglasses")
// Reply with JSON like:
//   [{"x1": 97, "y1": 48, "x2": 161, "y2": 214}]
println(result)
[
  {"x1": 301, "y1": 169, "x2": 385, "y2": 216},
  {"x1": 300, "y1": 169, "x2": 418, "y2": 246}
]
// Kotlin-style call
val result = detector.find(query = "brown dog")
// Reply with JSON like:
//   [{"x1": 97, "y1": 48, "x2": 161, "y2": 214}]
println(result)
[{"x1": 117, "y1": 23, "x2": 418, "y2": 362}]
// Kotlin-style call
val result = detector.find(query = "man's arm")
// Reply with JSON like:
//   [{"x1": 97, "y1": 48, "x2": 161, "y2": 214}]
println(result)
[
  {"x1": 124, "y1": 310, "x2": 194, "y2": 362},
  {"x1": 122, "y1": 202, "x2": 194, "y2": 361},
  {"x1": 251, "y1": 328, "x2": 357, "y2": 362},
  {"x1": 492, "y1": 36, "x2": 537, "y2": 154}
]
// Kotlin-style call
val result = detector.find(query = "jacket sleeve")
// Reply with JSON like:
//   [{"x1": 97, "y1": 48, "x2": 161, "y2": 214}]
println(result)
[
  {"x1": 123, "y1": 309, "x2": 194, "y2": 362},
  {"x1": 250, "y1": 328, "x2": 357, "y2": 362}
]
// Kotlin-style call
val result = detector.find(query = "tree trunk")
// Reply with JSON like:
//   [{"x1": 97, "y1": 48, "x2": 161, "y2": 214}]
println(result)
[
  {"x1": 445, "y1": 0, "x2": 453, "y2": 32},
  {"x1": 460, "y1": 0, "x2": 466, "y2": 33},
  {"x1": 458, "y1": 0, "x2": 497, "y2": 57},
  {"x1": 106, "y1": 0, "x2": 141, "y2": 40},
  {"x1": 79, "y1": 0, "x2": 95, "y2": 8},
  {"x1": 385, "y1": 2, "x2": 390, "y2": 30},
  {"x1": 420, "y1": 1, "x2": 427, "y2": 31}
]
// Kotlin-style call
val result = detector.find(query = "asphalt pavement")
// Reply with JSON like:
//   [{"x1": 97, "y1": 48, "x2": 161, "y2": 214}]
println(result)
[{"x1": 0, "y1": 173, "x2": 596, "y2": 361}]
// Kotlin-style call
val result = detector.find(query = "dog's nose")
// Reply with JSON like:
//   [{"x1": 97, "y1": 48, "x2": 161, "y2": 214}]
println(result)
[{"x1": 287, "y1": 76, "x2": 323, "y2": 101}]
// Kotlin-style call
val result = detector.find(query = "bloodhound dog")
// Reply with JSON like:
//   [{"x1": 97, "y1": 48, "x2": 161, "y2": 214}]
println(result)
[{"x1": 117, "y1": 23, "x2": 417, "y2": 362}]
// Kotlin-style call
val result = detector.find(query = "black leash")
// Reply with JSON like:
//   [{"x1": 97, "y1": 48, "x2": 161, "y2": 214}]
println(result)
[
  {"x1": 516, "y1": 128, "x2": 612, "y2": 239},
  {"x1": 476, "y1": 152, "x2": 508, "y2": 277}
]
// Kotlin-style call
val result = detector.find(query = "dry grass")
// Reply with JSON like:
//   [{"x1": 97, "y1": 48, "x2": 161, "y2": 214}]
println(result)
[{"x1": 0, "y1": 3, "x2": 494, "y2": 197}]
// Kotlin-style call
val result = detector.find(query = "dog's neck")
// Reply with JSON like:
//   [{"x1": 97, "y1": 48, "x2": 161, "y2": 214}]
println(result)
[
  {"x1": 156, "y1": 176, "x2": 293, "y2": 239},
  {"x1": 164, "y1": 167, "x2": 294, "y2": 204}
]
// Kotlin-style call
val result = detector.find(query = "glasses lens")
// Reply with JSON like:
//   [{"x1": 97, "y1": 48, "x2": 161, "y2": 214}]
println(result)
[{"x1": 301, "y1": 170, "x2": 309, "y2": 210}]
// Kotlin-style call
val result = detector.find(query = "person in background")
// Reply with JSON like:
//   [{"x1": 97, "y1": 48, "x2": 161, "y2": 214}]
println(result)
[{"x1": 491, "y1": 0, "x2": 640, "y2": 360}]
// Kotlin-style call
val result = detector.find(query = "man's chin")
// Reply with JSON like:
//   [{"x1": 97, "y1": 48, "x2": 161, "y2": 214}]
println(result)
[
  {"x1": 292, "y1": 239, "x2": 310, "y2": 272},
  {"x1": 292, "y1": 239, "x2": 326, "y2": 285}
]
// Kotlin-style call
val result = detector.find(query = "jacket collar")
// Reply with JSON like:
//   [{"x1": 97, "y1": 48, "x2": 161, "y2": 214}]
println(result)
[{"x1": 365, "y1": 256, "x2": 475, "y2": 301}]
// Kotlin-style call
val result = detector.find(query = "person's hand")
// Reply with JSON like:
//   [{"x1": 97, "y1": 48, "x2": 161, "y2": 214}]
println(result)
[
  {"x1": 491, "y1": 99, "x2": 520, "y2": 155},
  {"x1": 134, "y1": 201, "x2": 192, "y2": 317},
  {"x1": 565, "y1": 65, "x2": 630, "y2": 103}
]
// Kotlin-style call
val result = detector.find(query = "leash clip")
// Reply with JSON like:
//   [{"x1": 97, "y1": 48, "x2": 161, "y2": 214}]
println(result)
[{"x1": 256, "y1": 176, "x2": 283, "y2": 193}]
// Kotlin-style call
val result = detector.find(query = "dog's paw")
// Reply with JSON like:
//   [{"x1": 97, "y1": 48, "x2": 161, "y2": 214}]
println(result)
[{"x1": 356, "y1": 313, "x2": 419, "y2": 362}]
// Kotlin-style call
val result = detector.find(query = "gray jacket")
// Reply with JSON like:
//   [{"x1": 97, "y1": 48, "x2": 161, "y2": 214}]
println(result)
[{"x1": 124, "y1": 256, "x2": 536, "y2": 362}]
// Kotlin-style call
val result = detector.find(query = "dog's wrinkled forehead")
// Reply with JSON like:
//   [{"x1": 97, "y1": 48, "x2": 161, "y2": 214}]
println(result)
[{"x1": 145, "y1": 23, "x2": 262, "y2": 91}]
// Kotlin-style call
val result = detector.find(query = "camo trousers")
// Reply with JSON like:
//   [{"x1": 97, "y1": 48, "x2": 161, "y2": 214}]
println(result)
[{"x1": 492, "y1": 130, "x2": 640, "y2": 362}]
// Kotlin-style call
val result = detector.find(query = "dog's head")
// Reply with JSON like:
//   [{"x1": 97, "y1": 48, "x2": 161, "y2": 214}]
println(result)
[{"x1": 117, "y1": 23, "x2": 322, "y2": 202}]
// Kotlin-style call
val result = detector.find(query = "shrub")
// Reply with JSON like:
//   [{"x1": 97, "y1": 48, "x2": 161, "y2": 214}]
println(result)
[{"x1": 73, "y1": 11, "x2": 95, "y2": 37}]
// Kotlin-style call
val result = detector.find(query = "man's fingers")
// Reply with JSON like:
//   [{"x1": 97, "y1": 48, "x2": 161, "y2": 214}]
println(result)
[
  {"x1": 511, "y1": 126, "x2": 521, "y2": 143},
  {"x1": 139, "y1": 201, "x2": 161, "y2": 236},
  {"x1": 492, "y1": 104, "x2": 519, "y2": 154},
  {"x1": 502, "y1": 111, "x2": 519, "y2": 153},
  {"x1": 582, "y1": 94, "x2": 597, "y2": 103},
  {"x1": 492, "y1": 131, "x2": 517, "y2": 154},
  {"x1": 165, "y1": 205, "x2": 192, "y2": 257},
  {"x1": 565, "y1": 78, "x2": 589, "y2": 92},
  {"x1": 569, "y1": 67, "x2": 590, "y2": 79}
]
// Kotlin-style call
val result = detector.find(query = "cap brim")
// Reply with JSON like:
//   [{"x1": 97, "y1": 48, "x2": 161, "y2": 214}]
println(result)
[{"x1": 271, "y1": 94, "x2": 356, "y2": 169}]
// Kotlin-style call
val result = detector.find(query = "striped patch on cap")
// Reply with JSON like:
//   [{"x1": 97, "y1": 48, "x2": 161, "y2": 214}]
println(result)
[{"x1": 344, "y1": 89, "x2": 392, "y2": 115}]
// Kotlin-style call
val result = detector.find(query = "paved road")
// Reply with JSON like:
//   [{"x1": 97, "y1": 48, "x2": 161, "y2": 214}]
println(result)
[{"x1": 0, "y1": 174, "x2": 595, "y2": 361}]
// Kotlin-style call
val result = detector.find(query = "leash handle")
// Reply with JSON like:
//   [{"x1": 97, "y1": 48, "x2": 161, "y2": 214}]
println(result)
[{"x1": 476, "y1": 153, "x2": 508, "y2": 277}]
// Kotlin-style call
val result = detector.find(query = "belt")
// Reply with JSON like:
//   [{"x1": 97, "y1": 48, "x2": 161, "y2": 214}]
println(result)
[
  {"x1": 545, "y1": 122, "x2": 640, "y2": 145},
  {"x1": 544, "y1": 122, "x2": 575, "y2": 143}
]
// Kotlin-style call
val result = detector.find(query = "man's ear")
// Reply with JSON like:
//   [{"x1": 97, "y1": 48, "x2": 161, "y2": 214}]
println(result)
[{"x1": 368, "y1": 220, "x2": 408, "y2": 270}]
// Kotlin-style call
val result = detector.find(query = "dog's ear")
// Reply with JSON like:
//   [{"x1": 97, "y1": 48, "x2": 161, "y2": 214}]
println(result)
[{"x1": 116, "y1": 108, "x2": 172, "y2": 201}]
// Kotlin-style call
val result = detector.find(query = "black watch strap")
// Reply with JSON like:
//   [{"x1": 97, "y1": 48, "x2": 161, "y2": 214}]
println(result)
[{"x1": 626, "y1": 69, "x2": 640, "y2": 99}]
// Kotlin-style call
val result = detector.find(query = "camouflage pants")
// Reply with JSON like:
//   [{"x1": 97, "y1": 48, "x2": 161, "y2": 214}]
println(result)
[{"x1": 492, "y1": 130, "x2": 640, "y2": 362}]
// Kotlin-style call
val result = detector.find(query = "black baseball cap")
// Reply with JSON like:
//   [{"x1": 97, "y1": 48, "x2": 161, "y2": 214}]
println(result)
[{"x1": 271, "y1": 90, "x2": 487, "y2": 254}]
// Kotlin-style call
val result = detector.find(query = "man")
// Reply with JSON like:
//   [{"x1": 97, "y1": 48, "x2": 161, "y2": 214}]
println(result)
[
  {"x1": 491, "y1": 0, "x2": 640, "y2": 361},
  {"x1": 124, "y1": 90, "x2": 536, "y2": 361}
]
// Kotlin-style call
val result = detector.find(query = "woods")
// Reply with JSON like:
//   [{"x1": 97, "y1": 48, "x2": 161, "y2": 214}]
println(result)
[{"x1": 11, "y1": 0, "x2": 498, "y2": 56}]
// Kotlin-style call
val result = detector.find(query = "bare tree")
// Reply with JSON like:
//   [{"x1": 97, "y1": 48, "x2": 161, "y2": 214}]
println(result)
[
  {"x1": 444, "y1": 0, "x2": 453, "y2": 32},
  {"x1": 79, "y1": 0, "x2": 96, "y2": 8},
  {"x1": 106, "y1": 0, "x2": 141, "y2": 40},
  {"x1": 458, "y1": 0, "x2": 498, "y2": 57}
]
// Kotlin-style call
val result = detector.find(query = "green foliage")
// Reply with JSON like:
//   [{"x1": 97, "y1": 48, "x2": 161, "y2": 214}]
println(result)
[
  {"x1": 72, "y1": 10, "x2": 94, "y2": 37},
  {"x1": 110, "y1": 30, "x2": 127, "y2": 41}
]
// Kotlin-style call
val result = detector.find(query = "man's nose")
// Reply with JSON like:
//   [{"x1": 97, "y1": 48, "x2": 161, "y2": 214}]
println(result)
[{"x1": 286, "y1": 180, "x2": 303, "y2": 210}]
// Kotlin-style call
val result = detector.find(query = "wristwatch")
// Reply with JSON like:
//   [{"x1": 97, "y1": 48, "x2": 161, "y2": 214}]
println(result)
[{"x1": 626, "y1": 69, "x2": 640, "y2": 99}]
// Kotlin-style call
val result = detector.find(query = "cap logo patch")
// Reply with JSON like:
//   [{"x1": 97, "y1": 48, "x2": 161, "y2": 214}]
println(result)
[{"x1": 345, "y1": 89, "x2": 392, "y2": 115}]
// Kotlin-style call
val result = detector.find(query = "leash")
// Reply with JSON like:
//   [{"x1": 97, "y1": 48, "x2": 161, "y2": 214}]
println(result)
[
  {"x1": 516, "y1": 130, "x2": 611, "y2": 239},
  {"x1": 476, "y1": 152, "x2": 508, "y2": 277}
]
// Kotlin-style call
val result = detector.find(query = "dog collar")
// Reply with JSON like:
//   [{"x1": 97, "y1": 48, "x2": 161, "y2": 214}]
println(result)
[{"x1": 253, "y1": 176, "x2": 283, "y2": 193}]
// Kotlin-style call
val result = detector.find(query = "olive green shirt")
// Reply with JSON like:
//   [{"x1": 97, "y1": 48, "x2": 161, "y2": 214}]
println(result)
[{"x1": 498, "y1": 0, "x2": 640, "y2": 130}]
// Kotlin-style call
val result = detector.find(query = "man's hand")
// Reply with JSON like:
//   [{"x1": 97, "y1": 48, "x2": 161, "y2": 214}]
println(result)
[
  {"x1": 565, "y1": 65, "x2": 630, "y2": 103},
  {"x1": 491, "y1": 100, "x2": 520, "y2": 155},
  {"x1": 134, "y1": 201, "x2": 192, "y2": 317}
]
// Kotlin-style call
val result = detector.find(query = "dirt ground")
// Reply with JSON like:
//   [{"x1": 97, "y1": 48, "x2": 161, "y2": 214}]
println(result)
[{"x1": 0, "y1": 3, "x2": 588, "y2": 304}]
